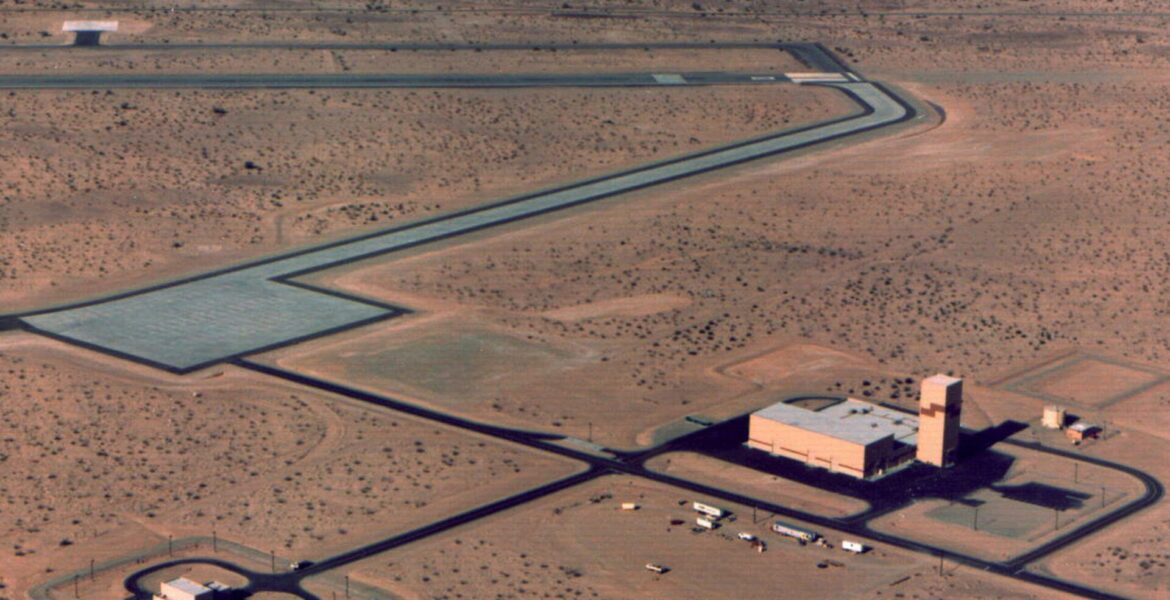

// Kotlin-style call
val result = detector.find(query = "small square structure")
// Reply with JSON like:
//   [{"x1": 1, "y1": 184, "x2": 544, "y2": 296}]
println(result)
[
  {"x1": 1066, "y1": 422, "x2": 1102, "y2": 442},
  {"x1": 154, "y1": 577, "x2": 213, "y2": 600},
  {"x1": 1042, "y1": 405, "x2": 1067, "y2": 429}
]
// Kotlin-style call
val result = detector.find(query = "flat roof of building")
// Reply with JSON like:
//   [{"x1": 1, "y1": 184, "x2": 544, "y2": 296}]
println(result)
[
  {"x1": 925, "y1": 373, "x2": 962, "y2": 386},
  {"x1": 753, "y1": 398, "x2": 920, "y2": 446},
  {"x1": 164, "y1": 578, "x2": 211, "y2": 595}
]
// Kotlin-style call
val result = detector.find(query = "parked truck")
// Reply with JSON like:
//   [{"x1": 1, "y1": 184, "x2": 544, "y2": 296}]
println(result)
[
  {"x1": 692, "y1": 501, "x2": 727, "y2": 519},
  {"x1": 841, "y1": 540, "x2": 868, "y2": 553},
  {"x1": 772, "y1": 520, "x2": 818, "y2": 543}
]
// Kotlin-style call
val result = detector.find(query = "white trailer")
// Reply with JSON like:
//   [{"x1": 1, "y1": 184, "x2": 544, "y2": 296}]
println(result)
[
  {"x1": 696, "y1": 517, "x2": 718, "y2": 530},
  {"x1": 621, "y1": 502, "x2": 639, "y2": 511},
  {"x1": 772, "y1": 520, "x2": 818, "y2": 543},
  {"x1": 842, "y1": 540, "x2": 867, "y2": 554},
  {"x1": 692, "y1": 501, "x2": 727, "y2": 519}
]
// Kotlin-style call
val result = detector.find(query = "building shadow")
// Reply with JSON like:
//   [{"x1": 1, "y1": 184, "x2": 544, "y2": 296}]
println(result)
[
  {"x1": 73, "y1": 31, "x2": 103, "y2": 46},
  {"x1": 672, "y1": 414, "x2": 1028, "y2": 517},
  {"x1": 957, "y1": 420, "x2": 1028, "y2": 459},
  {"x1": 990, "y1": 482, "x2": 1091, "y2": 511}
]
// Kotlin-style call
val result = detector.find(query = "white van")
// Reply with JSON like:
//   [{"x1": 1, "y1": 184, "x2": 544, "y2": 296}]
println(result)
[{"x1": 841, "y1": 540, "x2": 867, "y2": 554}]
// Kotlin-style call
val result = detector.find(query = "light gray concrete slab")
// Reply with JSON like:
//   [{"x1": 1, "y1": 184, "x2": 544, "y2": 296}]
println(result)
[{"x1": 25, "y1": 274, "x2": 390, "y2": 370}]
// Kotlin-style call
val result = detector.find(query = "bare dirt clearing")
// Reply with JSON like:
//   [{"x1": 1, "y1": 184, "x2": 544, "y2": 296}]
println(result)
[
  {"x1": 0, "y1": 332, "x2": 579, "y2": 599},
  {"x1": 0, "y1": 46, "x2": 806, "y2": 75},
  {"x1": 303, "y1": 475, "x2": 1046, "y2": 600},
  {"x1": 0, "y1": 83, "x2": 847, "y2": 314}
]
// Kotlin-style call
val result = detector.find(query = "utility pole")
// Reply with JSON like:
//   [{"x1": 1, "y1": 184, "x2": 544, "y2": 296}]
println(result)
[
  {"x1": 213, "y1": 529, "x2": 217, "y2": 553},
  {"x1": 753, "y1": 505, "x2": 757, "y2": 524},
  {"x1": 1054, "y1": 508, "x2": 1060, "y2": 531},
  {"x1": 346, "y1": 575, "x2": 350, "y2": 598},
  {"x1": 90, "y1": 558, "x2": 95, "y2": 580},
  {"x1": 74, "y1": 575, "x2": 79, "y2": 598},
  {"x1": 1074, "y1": 462, "x2": 1079, "y2": 484},
  {"x1": 168, "y1": 534, "x2": 173, "y2": 557},
  {"x1": 972, "y1": 506, "x2": 979, "y2": 532},
  {"x1": 937, "y1": 551, "x2": 944, "y2": 577},
  {"x1": 1102, "y1": 485, "x2": 1107, "y2": 509},
  {"x1": 271, "y1": 549, "x2": 276, "y2": 573},
  {"x1": 588, "y1": 421, "x2": 593, "y2": 443}
]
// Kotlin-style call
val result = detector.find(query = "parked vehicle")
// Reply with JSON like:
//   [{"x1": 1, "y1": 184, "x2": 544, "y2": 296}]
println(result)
[
  {"x1": 693, "y1": 501, "x2": 727, "y2": 519},
  {"x1": 772, "y1": 520, "x2": 818, "y2": 543},
  {"x1": 842, "y1": 540, "x2": 868, "y2": 553},
  {"x1": 645, "y1": 563, "x2": 669, "y2": 574}
]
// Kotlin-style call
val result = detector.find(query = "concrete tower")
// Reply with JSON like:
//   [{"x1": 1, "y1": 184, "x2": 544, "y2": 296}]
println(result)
[{"x1": 916, "y1": 374, "x2": 962, "y2": 467}]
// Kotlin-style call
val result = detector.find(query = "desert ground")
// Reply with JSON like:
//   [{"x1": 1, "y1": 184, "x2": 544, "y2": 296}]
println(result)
[
  {"x1": 0, "y1": 46, "x2": 808, "y2": 75},
  {"x1": 303, "y1": 475, "x2": 1063, "y2": 600},
  {"x1": 0, "y1": 60, "x2": 844, "y2": 314},
  {"x1": 0, "y1": 332, "x2": 580, "y2": 599},
  {"x1": 4, "y1": 2, "x2": 1170, "y2": 599}
]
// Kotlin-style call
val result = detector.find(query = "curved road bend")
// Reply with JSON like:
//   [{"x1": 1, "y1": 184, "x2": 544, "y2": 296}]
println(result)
[{"x1": 221, "y1": 361, "x2": 1153, "y2": 600}]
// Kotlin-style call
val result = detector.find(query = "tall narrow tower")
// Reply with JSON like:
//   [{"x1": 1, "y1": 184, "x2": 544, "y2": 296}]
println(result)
[{"x1": 917, "y1": 374, "x2": 962, "y2": 467}]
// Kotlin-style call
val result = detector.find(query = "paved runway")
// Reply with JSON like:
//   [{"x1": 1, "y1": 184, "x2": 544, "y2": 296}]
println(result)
[{"x1": 22, "y1": 80, "x2": 909, "y2": 372}]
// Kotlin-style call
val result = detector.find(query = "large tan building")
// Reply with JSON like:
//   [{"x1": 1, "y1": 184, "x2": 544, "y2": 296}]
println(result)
[
  {"x1": 916, "y1": 374, "x2": 962, "y2": 467},
  {"x1": 747, "y1": 374, "x2": 964, "y2": 479},
  {"x1": 747, "y1": 398, "x2": 919, "y2": 479}
]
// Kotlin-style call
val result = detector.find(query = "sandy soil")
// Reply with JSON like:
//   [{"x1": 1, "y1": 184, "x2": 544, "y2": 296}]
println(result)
[
  {"x1": 0, "y1": 46, "x2": 805, "y2": 75},
  {"x1": 0, "y1": 83, "x2": 847, "y2": 314},
  {"x1": 303, "y1": 474, "x2": 1064, "y2": 600},
  {"x1": 1011, "y1": 356, "x2": 1165, "y2": 408},
  {"x1": 0, "y1": 332, "x2": 580, "y2": 599},
  {"x1": 644, "y1": 451, "x2": 870, "y2": 517}
]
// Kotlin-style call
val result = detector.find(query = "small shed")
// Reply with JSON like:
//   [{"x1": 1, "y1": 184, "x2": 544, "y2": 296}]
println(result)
[
  {"x1": 1066, "y1": 422, "x2": 1102, "y2": 442},
  {"x1": 1042, "y1": 405, "x2": 1067, "y2": 429}
]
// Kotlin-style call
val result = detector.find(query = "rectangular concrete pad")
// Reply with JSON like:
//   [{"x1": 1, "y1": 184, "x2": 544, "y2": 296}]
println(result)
[{"x1": 24, "y1": 275, "x2": 391, "y2": 371}]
